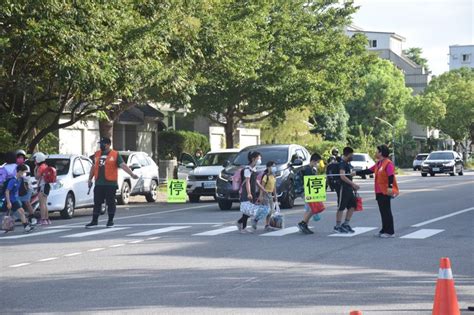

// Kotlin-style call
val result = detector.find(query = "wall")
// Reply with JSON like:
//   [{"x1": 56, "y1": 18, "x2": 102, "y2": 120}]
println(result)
[
  {"x1": 449, "y1": 45, "x2": 474, "y2": 70},
  {"x1": 58, "y1": 119, "x2": 100, "y2": 156}
]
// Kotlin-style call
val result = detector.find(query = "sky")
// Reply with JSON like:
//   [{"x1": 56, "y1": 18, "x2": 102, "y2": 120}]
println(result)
[{"x1": 352, "y1": 0, "x2": 473, "y2": 75}]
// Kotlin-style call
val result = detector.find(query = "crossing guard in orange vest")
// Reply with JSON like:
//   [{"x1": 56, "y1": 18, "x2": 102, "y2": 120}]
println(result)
[
  {"x1": 355, "y1": 144, "x2": 399, "y2": 238},
  {"x1": 86, "y1": 137, "x2": 138, "y2": 229}
]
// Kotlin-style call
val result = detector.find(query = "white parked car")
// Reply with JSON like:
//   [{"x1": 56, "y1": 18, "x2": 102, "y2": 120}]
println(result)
[
  {"x1": 413, "y1": 153, "x2": 429, "y2": 171},
  {"x1": 42, "y1": 154, "x2": 102, "y2": 219},
  {"x1": 351, "y1": 153, "x2": 376, "y2": 179},
  {"x1": 116, "y1": 151, "x2": 159, "y2": 205},
  {"x1": 186, "y1": 149, "x2": 240, "y2": 202}
]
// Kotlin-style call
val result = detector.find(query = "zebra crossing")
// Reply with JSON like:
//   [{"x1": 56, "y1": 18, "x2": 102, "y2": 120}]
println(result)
[{"x1": 0, "y1": 224, "x2": 448, "y2": 240}]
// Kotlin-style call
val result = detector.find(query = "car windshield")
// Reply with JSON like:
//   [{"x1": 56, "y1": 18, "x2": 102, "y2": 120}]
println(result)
[
  {"x1": 200, "y1": 153, "x2": 237, "y2": 167},
  {"x1": 428, "y1": 152, "x2": 454, "y2": 160},
  {"x1": 352, "y1": 154, "x2": 366, "y2": 162},
  {"x1": 46, "y1": 158, "x2": 70, "y2": 176},
  {"x1": 233, "y1": 147, "x2": 289, "y2": 166},
  {"x1": 416, "y1": 155, "x2": 428, "y2": 160}
]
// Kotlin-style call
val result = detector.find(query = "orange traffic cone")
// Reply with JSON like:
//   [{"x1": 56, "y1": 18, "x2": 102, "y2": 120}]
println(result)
[
  {"x1": 350, "y1": 311, "x2": 362, "y2": 315},
  {"x1": 432, "y1": 257, "x2": 460, "y2": 315}
]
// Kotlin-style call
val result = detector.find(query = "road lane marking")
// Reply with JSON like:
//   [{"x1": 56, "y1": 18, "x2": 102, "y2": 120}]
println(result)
[
  {"x1": 147, "y1": 237, "x2": 160, "y2": 240},
  {"x1": 400, "y1": 229, "x2": 444, "y2": 239},
  {"x1": 38, "y1": 257, "x2": 58, "y2": 262},
  {"x1": 109, "y1": 244, "x2": 126, "y2": 248},
  {"x1": 127, "y1": 226, "x2": 191, "y2": 236},
  {"x1": 64, "y1": 252, "x2": 82, "y2": 257},
  {"x1": 412, "y1": 207, "x2": 474, "y2": 227},
  {"x1": 128, "y1": 239, "x2": 145, "y2": 244},
  {"x1": 88, "y1": 248, "x2": 105, "y2": 252},
  {"x1": 193, "y1": 226, "x2": 238, "y2": 236},
  {"x1": 9, "y1": 263, "x2": 31, "y2": 268},
  {"x1": 328, "y1": 227, "x2": 378, "y2": 237},
  {"x1": 62, "y1": 227, "x2": 129, "y2": 238},
  {"x1": 0, "y1": 229, "x2": 70, "y2": 239},
  {"x1": 261, "y1": 227, "x2": 300, "y2": 236}
]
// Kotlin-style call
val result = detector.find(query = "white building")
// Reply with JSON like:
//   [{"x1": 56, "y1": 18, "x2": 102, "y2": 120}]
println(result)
[{"x1": 449, "y1": 45, "x2": 474, "y2": 70}]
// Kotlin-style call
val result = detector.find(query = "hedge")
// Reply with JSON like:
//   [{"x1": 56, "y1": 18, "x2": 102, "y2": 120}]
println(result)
[{"x1": 158, "y1": 130, "x2": 210, "y2": 160}]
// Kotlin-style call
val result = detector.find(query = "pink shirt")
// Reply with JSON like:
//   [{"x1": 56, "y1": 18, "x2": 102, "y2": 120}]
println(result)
[{"x1": 370, "y1": 159, "x2": 395, "y2": 194}]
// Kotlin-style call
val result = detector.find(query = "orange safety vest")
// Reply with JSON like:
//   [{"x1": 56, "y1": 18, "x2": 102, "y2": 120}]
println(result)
[
  {"x1": 93, "y1": 150, "x2": 119, "y2": 182},
  {"x1": 374, "y1": 159, "x2": 399, "y2": 196}
]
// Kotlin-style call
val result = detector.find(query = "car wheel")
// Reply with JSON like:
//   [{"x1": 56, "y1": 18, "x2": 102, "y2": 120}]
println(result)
[
  {"x1": 430, "y1": 173, "x2": 435, "y2": 177},
  {"x1": 145, "y1": 180, "x2": 158, "y2": 202},
  {"x1": 188, "y1": 194, "x2": 200, "y2": 203},
  {"x1": 100, "y1": 203, "x2": 107, "y2": 215},
  {"x1": 421, "y1": 173, "x2": 427, "y2": 177},
  {"x1": 450, "y1": 171, "x2": 455, "y2": 176},
  {"x1": 218, "y1": 199, "x2": 232, "y2": 210},
  {"x1": 361, "y1": 175, "x2": 367, "y2": 180},
  {"x1": 458, "y1": 167, "x2": 464, "y2": 176},
  {"x1": 60, "y1": 193, "x2": 75, "y2": 219},
  {"x1": 117, "y1": 181, "x2": 130, "y2": 205}
]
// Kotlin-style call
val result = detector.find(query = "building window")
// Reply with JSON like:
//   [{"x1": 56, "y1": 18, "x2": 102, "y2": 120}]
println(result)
[
  {"x1": 462, "y1": 54, "x2": 471, "y2": 63},
  {"x1": 369, "y1": 40, "x2": 377, "y2": 48}
]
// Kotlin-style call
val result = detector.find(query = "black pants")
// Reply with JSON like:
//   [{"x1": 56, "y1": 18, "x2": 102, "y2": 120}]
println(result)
[
  {"x1": 93, "y1": 185, "x2": 117, "y2": 220},
  {"x1": 376, "y1": 193, "x2": 394, "y2": 235},
  {"x1": 238, "y1": 214, "x2": 250, "y2": 229}
]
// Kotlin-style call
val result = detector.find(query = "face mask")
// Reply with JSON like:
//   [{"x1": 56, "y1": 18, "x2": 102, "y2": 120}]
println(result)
[
  {"x1": 16, "y1": 157, "x2": 25, "y2": 165},
  {"x1": 256, "y1": 159, "x2": 262, "y2": 166},
  {"x1": 100, "y1": 144, "x2": 106, "y2": 151},
  {"x1": 196, "y1": 154, "x2": 201, "y2": 158},
  {"x1": 271, "y1": 167, "x2": 277, "y2": 173}
]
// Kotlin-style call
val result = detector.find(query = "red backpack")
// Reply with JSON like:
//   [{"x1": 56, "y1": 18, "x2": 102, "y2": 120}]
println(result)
[{"x1": 43, "y1": 166, "x2": 57, "y2": 184}]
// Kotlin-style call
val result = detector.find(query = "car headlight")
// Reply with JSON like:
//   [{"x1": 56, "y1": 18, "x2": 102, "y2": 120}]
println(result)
[
  {"x1": 219, "y1": 171, "x2": 232, "y2": 182},
  {"x1": 422, "y1": 162, "x2": 429, "y2": 167},
  {"x1": 51, "y1": 180, "x2": 64, "y2": 190},
  {"x1": 444, "y1": 161, "x2": 455, "y2": 166}
]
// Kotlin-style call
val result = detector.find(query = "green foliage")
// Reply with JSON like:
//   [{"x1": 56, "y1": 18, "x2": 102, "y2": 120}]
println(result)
[
  {"x1": 305, "y1": 139, "x2": 347, "y2": 162},
  {"x1": 190, "y1": 0, "x2": 368, "y2": 147},
  {"x1": 403, "y1": 47, "x2": 430, "y2": 72},
  {"x1": 311, "y1": 105, "x2": 349, "y2": 142},
  {"x1": 346, "y1": 58, "x2": 412, "y2": 145},
  {"x1": 406, "y1": 68, "x2": 474, "y2": 143},
  {"x1": 158, "y1": 130, "x2": 209, "y2": 160},
  {"x1": 37, "y1": 133, "x2": 59, "y2": 155}
]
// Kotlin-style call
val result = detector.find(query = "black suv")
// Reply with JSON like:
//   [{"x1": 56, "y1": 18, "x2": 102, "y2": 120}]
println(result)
[
  {"x1": 421, "y1": 150, "x2": 464, "y2": 177},
  {"x1": 215, "y1": 144, "x2": 310, "y2": 210}
]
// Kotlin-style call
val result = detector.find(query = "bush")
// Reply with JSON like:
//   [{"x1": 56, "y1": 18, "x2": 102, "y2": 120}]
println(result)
[
  {"x1": 306, "y1": 140, "x2": 347, "y2": 162},
  {"x1": 158, "y1": 130, "x2": 210, "y2": 160}
]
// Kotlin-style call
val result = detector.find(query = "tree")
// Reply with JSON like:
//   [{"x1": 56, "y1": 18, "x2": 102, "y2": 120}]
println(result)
[
  {"x1": 189, "y1": 0, "x2": 368, "y2": 148},
  {"x1": 403, "y1": 47, "x2": 430, "y2": 72},
  {"x1": 310, "y1": 105, "x2": 349, "y2": 142},
  {"x1": 406, "y1": 68, "x2": 474, "y2": 153},
  {"x1": 346, "y1": 58, "x2": 413, "y2": 146},
  {"x1": 0, "y1": 1, "x2": 200, "y2": 152}
]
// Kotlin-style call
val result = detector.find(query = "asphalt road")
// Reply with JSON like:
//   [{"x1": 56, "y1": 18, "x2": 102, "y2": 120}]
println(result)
[{"x1": 1, "y1": 172, "x2": 473, "y2": 315}]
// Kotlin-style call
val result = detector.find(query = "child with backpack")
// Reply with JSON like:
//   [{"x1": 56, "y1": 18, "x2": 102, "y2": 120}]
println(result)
[
  {"x1": 236, "y1": 151, "x2": 266, "y2": 233},
  {"x1": 34, "y1": 152, "x2": 55, "y2": 225},
  {"x1": 297, "y1": 153, "x2": 322, "y2": 234},
  {"x1": 15, "y1": 150, "x2": 36, "y2": 224},
  {"x1": 258, "y1": 161, "x2": 279, "y2": 231},
  {"x1": 2, "y1": 164, "x2": 35, "y2": 233}
]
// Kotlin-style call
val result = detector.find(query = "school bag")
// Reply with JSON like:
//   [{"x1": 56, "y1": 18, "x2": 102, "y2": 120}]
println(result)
[
  {"x1": 18, "y1": 177, "x2": 29, "y2": 197},
  {"x1": 232, "y1": 167, "x2": 250, "y2": 191},
  {"x1": 0, "y1": 166, "x2": 16, "y2": 200},
  {"x1": 2, "y1": 212, "x2": 15, "y2": 233},
  {"x1": 43, "y1": 166, "x2": 57, "y2": 184}
]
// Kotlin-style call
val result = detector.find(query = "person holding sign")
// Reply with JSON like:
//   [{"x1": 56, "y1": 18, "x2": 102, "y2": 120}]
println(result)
[
  {"x1": 354, "y1": 144, "x2": 398, "y2": 238},
  {"x1": 297, "y1": 153, "x2": 322, "y2": 234},
  {"x1": 86, "y1": 137, "x2": 139, "y2": 229},
  {"x1": 334, "y1": 147, "x2": 359, "y2": 234}
]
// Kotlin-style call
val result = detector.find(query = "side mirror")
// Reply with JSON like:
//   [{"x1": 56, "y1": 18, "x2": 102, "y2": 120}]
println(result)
[
  {"x1": 131, "y1": 163, "x2": 141, "y2": 171},
  {"x1": 223, "y1": 160, "x2": 230, "y2": 168},
  {"x1": 185, "y1": 162, "x2": 195, "y2": 169},
  {"x1": 291, "y1": 159, "x2": 303, "y2": 167}
]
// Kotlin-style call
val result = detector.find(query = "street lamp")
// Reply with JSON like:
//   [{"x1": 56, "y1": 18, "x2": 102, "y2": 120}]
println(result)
[{"x1": 375, "y1": 117, "x2": 396, "y2": 167}]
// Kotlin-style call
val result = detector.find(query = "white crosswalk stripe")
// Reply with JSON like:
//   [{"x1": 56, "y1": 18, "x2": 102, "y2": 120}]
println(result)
[
  {"x1": 400, "y1": 229, "x2": 444, "y2": 239},
  {"x1": 0, "y1": 229, "x2": 70, "y2": 240},
  {"x1": 193, "y1": 226, "x2": 238, "y2": 236},
  {"x1": 328, "y1": 227, "x2": 377, "y2": 237},
  {"x1": 62, "y1": 227, "x2": 129, "y2": 238},
  {"x1": 127, "y1": 226, "x2": 191, "y2": 236},
  {"x1": 261, "y1": 226, "x2": 300, "y2": 236}
]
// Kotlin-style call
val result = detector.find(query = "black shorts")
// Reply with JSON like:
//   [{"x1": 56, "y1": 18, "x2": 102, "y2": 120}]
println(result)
[
  {"x1": 337, "y1": 186, "x2": 357, "y2": 211},
  {"x1": 40, "y1": 183, "x2": 51, "y2": 196},
  {"x1": 2, "y1": 201, "x2": 23, "y2": 213}
]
